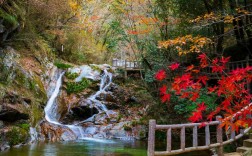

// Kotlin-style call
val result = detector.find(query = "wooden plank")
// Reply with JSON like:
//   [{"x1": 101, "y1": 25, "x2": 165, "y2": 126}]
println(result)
[
  {"x1": 193, "y1": 126, "x2": 198, "y2": 147},
  {"x1": 231, "y1": 129, "x2": 235, "y2": 140},
  {"x1": 166, "y1": 128, "x2": 171, "y2": 152},
  {"x1": 181, "y1": 127, "x2": 185, "y2": 150},
  {"x1": 216, "y1": 116, "x2": 223, "y2": 156},
  {"x1": 148, "y1": 120, "x2": 156, "y2": 156},
  {"x1": 205, "y1": 125, "x2": 210, "y2": 146},
  {"x1": 155, "y1": 121, "x2": 219, "y2": 129}
]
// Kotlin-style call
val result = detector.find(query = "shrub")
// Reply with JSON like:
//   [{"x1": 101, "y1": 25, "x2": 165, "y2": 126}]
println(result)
[
  {"x1": 54, "y1": 61, "x2": 73, "y2": 69},
  {"x1": 66, "y1": 78, "x2": 91, "y2": 94},
  {"x1": 6, "y1": 127, "x2": 28, "y2": 146}
]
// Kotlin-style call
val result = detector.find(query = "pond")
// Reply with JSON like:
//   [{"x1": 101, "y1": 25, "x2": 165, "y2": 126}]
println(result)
[
  {"x1": 0, "y1": 138, "x2": 212, "y2": 156},
  {"x1": 0, "y1": 139, "x2": 147, "y2": 156}
]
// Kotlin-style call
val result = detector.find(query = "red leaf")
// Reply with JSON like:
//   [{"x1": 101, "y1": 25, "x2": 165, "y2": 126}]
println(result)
[
  {"x1": 197, "y1": 102, "x2": 207, "y2": 111},
  {"x1": 159, "y1": 85, "x2": 167, "y2": 95},
  {"x1": 186, "y1": 65, "x2": 194, "y2": 72},
  {"x1": 198, "y1": 76, "x2": 208, "y2": 85},
  {"x1": 161, "y1": 93, "x2": 171, "y2": 103},
  {"x1": 155, "y1": 70, "x2": 166, "y2": 81},
  {"x1": 169, "y1": 63, "x2": 180, "y2": 70},
  {"x1": 220, "y1": 56, "x2": 230, "y2": 64},
  {"x1": 190, "y1": 92, "x2": 199, "y2": 101},
  {"x1": 189, "y1": 111, "x2": 202, "y2": 122}
]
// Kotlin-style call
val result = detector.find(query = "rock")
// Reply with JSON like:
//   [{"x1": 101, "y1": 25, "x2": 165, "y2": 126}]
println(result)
[
  {"x1": 94, "y1": 112, "x2": 107, "y2": 125},
  {"x1": 0, "y1": 143, "x2": 10, "y2": 151},
  {"x1": 40, "y1": 121, "x2": 77, "y2": 141},
  {"x1": 103, "y1": 101, "x2": 120, "y2": 109},
  {"x1": 62, "y1": 106, "x2": 99, "y2": 124},
  {"x1": 0, "y1": 120, "x2": 3, "y2": 128},
  {"x1": 0, "y1": 107, "x2": 29, "y2": 122},
  {"x1": 96, "y1": 93, "x2": 116, "y2": 103}
]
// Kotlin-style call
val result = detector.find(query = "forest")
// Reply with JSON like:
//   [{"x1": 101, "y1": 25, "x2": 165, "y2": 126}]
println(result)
[{"x1": 1, "y1": 0, "x2": 252, "y2": 156}]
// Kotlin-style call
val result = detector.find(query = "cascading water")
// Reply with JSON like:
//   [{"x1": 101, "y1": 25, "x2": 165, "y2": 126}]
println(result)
[{"x1": 44, "y1": 67, "x2": 113, "y2": 140}]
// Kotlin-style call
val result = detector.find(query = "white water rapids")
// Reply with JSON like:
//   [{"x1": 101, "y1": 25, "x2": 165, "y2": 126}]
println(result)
[{"x1": 44, "y1": 68, "x2": 113, "y2": 141}]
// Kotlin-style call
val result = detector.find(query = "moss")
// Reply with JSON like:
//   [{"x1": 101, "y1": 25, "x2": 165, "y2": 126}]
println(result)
[
  {"x1": 116, "y1": 114, "x2": 122, "y2": 122},
  {"x1": 6, "y1": 127, "x2": 28, "y2": 146},
  {"x1": 54, "y1": 61, "x2": 73, "y2": 69},
  {"x1": 123, "y1": 124, "x2": 132, "y2": 131},
  {"x1": 0, "y1": 10, "x2": 19, "y2": 28},
  {"x1": 66, "y1": 78, "x2": 92, "y2": 94},
  {"x1": 30, "y1": 102, "x2": 43, "y2": 127},
  {"x1": 17, "y1": 123, "x2": 30, "y2": 132},
  {"x1": 65, "y1": 72, "x2": 79, "y2": 80},
  {"x1": 131, "y1": 120, "x2": 139, "y2": 127},
  {"x1": 90, "y1": 64, "x2": 102, "y2": 73}
]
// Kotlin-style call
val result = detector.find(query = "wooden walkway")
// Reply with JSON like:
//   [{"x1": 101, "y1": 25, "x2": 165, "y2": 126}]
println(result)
[
  {"x1": 112, "y1": 59, "x2": 143, "y2": 70},
  {"x1": 147, "y1": 102, "x2": 252, "y2": 156},
  {"x1": 148, "y1": 117, "x2": 251, "y2": 156}
]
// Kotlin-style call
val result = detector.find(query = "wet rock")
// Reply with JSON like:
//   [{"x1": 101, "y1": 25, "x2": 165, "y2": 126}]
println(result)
[
  {"x1": 94, "y1": 112, "x2": 108, "y2": 125},
  {"x1": 40, "y1": 121, "x2": 77, "y2": 141},
  {"x1": 0, "y1": 143, "x2": 10, "y2": 151},
  {"x1": 103, "y1": 101, "x2": 119, "y2": 109},
  {"x1": 96, "y1": 93, "x2": 116, "y2": 103},
  {"x1": 62, "y1": 106, "x2": 99, "y2": 124}
]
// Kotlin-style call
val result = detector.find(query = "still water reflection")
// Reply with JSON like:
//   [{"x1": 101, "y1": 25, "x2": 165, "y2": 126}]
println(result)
[{"x1": 0, "y1": 139, "x2": 147, "y2": 156}]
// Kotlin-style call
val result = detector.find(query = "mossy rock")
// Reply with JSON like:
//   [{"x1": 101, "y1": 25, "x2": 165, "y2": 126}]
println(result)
[
  {"x1": 54, "y1": 61, "x2": 73, "y2": 69},
  {"x1": 6, "y1": 126, "x2": 29, "y2": 146},
  {"x1": 65, "y1": 78, "x2": 92, "y2": 94},
  {"x1": 65, "y1": 72, "x2": 79, "y2": 80}
]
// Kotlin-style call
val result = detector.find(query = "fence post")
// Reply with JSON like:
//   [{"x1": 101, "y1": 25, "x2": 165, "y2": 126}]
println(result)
[
  {"x1": 148, "y1": 119, "x2": 156, "y2": 156},
  {"x1": 216, "y1": 116, "x2": 223, "y2": 156}
]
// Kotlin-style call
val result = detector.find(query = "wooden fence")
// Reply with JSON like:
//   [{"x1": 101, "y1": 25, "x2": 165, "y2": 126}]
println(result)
[{"x1": 147, "y1": 116, "x2": 252, "y2": 156}]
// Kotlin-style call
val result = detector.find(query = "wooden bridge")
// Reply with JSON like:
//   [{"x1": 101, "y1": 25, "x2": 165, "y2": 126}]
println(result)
[
  {"x1": 112, "y1": 59, "x2": 143, "y2": 70},
  {"x1": 112, "y1": 59, "x2": 143, "y2": 78},
  {"x1": 147, "y1": 103, "x2": 252, "y2": 156}
]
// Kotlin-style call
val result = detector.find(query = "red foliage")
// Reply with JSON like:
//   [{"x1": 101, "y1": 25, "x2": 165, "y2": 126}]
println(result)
[
  {"x1": 155, "y1": 69, "x2": 166, "y2": 81},
  {"x1": 169, "y1": 62, "x2": 180, "y2": 70},
  {"x1": 155, "y1": 53, "x2": 252, "y2": 129},
  {"x1": 161, "y1": 93, "x2": 171, "y2": 103}
]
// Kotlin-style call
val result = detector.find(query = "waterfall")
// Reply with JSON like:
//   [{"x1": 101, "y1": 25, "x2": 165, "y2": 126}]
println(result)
[
  {"x1": 44, "y1": 72, "x2": 64, "y2": 125},
  {"x1": 44, "y1": 67, "x2": 113, "y2": 140}
]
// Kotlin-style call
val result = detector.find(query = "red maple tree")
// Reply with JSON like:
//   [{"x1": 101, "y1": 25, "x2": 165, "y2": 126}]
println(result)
[{"x1": 155, "y1": 53, "x2": 252, "y2": 130}]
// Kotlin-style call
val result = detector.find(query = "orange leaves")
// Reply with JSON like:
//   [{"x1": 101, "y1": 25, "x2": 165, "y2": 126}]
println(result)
[
  {"x1": 127, "y1": 28, "x2": 151, "y2": 35},
  {"x1": 158, "y1": 35, "x2": 212, "y2": 55}
]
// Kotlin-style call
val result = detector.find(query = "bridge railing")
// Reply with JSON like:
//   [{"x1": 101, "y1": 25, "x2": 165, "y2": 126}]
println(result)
[
  {"x1": 112, "y1": 59, "x2": 142, "y2": 69},
  {"x1": 148, "y1": 116, "x2": 251, "y2": 156}
]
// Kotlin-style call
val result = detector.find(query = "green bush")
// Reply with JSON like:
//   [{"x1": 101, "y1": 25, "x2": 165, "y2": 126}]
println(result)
[
  {"x1": 173, "y1": 89, "x2": 218, "y2": 117},
  {"x1": 54, "y1": 61, "x2": 73, "y2": 69},
  {"x1": 6, "y1": 127, "x2": 28, "y2": 146},
  {"x1": 66, "y1": 78, "x2": 91, "y2": 94},
  {"x1": 65, "y1": 72, "x2": 79, "y2": 80}
]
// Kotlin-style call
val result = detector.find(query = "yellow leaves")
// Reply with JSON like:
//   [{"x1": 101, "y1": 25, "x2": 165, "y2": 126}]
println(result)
[
  {"x1": 158, "y1": 35, "x2": 212, "y2": 55},
  {"x1": 190, "y1": 12, "x2": 217, "y2": 23},
  {"x1": 236, "y1": 8, "x2": 250, "y2": 14},
  {"x1": 224, "y1": 15, "x2": 234, "y2": 23},
  {"x1": 68, "y1": 0, "x2": 80, "y2": 11}
]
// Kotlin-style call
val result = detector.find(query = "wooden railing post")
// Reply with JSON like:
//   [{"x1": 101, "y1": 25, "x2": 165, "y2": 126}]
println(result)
[
  {"x1": 148, "y1": 120, "x2": 156, "y2": 156},
  {"x1": 216, "y1": 116, "x2": 223, "y2": 156}
]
